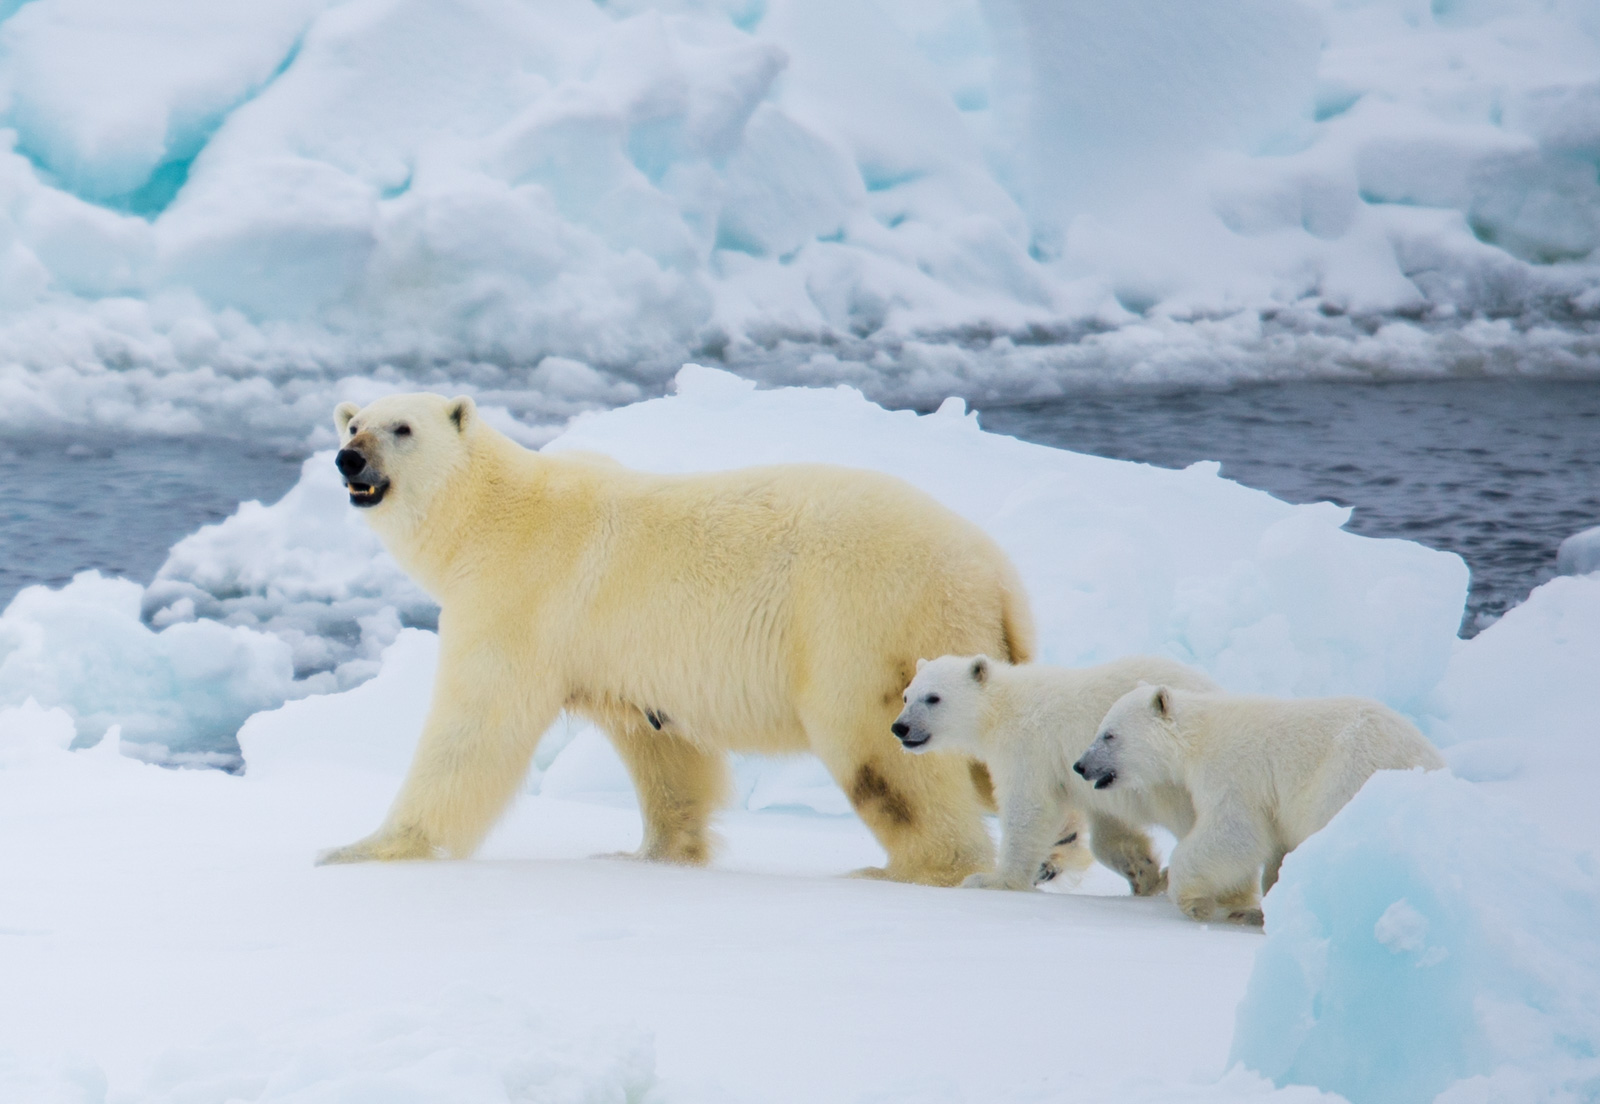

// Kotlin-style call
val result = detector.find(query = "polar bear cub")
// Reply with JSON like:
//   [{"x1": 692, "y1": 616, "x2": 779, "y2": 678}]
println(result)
[
  {"x1": 1074, "y1": 686, "x2": 1446, "y2": 925},
  {"x1": 892, "y1": 655, "x2": 1220, "y2": 894}
]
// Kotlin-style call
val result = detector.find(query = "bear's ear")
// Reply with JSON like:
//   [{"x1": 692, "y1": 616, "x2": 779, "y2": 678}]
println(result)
[
  {"x1": 915, "y1": 657, "x2": 927, "y2": 671},
  {"x1": 970, "y1": 656, "x2": 988, "y2": 684},
  {"x1": 447, "y1": 395, "x2": 475, "y2": 433},
  {"x1": 334, "y1": 401, "x2": 360, "y2": 434},
  {"x1": 1152, "y1": 686, "x2": 1171, "y2": 718}
]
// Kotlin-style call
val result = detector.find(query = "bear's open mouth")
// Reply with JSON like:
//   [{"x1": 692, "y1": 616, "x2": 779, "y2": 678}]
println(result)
[
  {"x1": 345, "y1": 478, "x2": 390, "y2": 508},
  {"x1": 898, "y1": 732, "x2": 930, "y2": 749},
  {"x1": 1092, "y1": 771, "x2": 1116, "y2": 790}
]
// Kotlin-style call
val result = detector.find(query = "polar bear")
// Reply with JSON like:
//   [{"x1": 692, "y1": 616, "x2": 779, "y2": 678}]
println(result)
[
  {"x1": 317, "y1": 391, "x2": 1035, "y2": 885},
  {"x1": 1074, "y1": 686, "x2": 1446, "y2": 924},
  {"x1": 891, "y1": 654, "x2": 1220, "y2": 894}
]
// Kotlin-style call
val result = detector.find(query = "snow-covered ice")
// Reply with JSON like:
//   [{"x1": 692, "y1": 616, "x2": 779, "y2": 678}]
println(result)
[
  {"x1": 1556, "y1": 524, "x2": 1600, "y2": 577},
  {"x1": 1233, "y1": 770, "x2": 1600, "y2": 1104},
  {"x1": 0, "y1": 0, "x2": 1596, "y2": 438},
  {"x1": 2, "y1": 371, "x2": 1598, "y2": 1101}
]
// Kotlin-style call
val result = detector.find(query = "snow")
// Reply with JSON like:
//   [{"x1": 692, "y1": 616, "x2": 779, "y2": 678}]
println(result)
[
  {"x1": 0, "y1": 643, "x2": 1305, "y2": 1103},
  {"x1": 0, "y1": 372, "x2": 1593, "y2": 1099},
  {"x1": 1556, "y1": 525, "x2": 1600, "y2": 577},
  {"x1": 0, "y1": 0, "x2": 1595, "y2": 439}
]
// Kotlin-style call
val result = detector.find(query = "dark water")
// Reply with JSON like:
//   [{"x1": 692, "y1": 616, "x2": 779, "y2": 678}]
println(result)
[
  {"x1": 0, "y1": 436, "x2": 307, "y2": 602},
  {"x1": 0, "y1": 381, "x2": 1595, "y2": 635},
  {"x1": 979, "y1": 380, "x2": 1600, "y2": 633}
]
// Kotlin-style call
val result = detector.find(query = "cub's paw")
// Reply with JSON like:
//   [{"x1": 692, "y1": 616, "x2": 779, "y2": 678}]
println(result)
[
  {"x1": 1127, "y1": 860, "x2": 1168, "y2": 897},
  {"x1": 962, "y1": 872, "x2": 1032, "y2": 891}
]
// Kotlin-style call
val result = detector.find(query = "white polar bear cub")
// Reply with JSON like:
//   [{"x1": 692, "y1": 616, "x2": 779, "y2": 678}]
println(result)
[
  {"x1": 892, "y1": 655, "x2": 1219, "y2": 894},
  {"x1": 1074, "y1": 686, "x2": 1446, "y2": 925}
]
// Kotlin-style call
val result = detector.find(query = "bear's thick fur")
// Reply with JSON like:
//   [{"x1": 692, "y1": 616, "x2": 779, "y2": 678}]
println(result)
[
  {"x1": 319, "y1": 392, "x2": 1034, "y2": 885},
  {"x1": 1075, "y1": 686, "x2": 1446, "y2": 924},
  {"x1": 892, "y1": 654, "x2": 1218, "y2": 893}
]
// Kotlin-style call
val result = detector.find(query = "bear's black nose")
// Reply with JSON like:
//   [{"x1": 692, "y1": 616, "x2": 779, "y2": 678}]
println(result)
[
  {"x1": 891, "y1": 721, "x2": 910, "y2": 739},
  {"x1": 335, "y1": 448, "x2": 367, "y2": 478},
  {"x1": 1072, "y1": 761, "x2": 1089, "y2": 777}
]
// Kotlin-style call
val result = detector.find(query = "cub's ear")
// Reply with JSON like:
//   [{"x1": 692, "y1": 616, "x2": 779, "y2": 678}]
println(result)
[
  {"x1": 970, "y1": 656, "x2": 989, "y2": 684},
  {"x1": 1152, "y1": 686, "x2": 1172, "y2": 718},
  {"x1": 447, "y1": 395, "x2": 475, "y2": 433},
  {"x1": 915, "y1": 657, "x2": 927, "y2": 671},
  {"x1": 334, "y1": 401, "x2": 360, "y2": 434}
]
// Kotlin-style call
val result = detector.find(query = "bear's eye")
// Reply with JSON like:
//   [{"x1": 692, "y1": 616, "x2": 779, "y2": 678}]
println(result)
[
  {"x1": 1103, "y1": 732, "x2": 1116, "y2": 741},
  {"x1": 347, "y1": 421, "x2": 359, "y2": 435},
  {"x1": 394, "y1": 423, "x2": 411, "y2": 437},
  {"x1": 925, "y1": 694, "x2": 940, "y2": 705}
]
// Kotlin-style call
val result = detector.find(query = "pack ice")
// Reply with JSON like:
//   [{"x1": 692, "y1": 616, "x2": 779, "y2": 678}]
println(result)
[{"x1": 0, "y1": 0, "x2": 1597, "y2": 437}]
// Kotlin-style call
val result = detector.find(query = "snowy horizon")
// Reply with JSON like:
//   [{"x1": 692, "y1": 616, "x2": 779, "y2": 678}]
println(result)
[{"x1": 0, "y1": 0, "x2": 1598, "y2": 440}]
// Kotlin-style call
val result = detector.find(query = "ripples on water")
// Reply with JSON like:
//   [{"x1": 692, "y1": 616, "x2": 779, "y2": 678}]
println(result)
[
  {"x1": 0, "y1": 381, "x2": 1595, "y2": 636},
  {"x1": 0, "y1": 438, "x2": 306, "y2": 603},
  {"x1": 980, "y1": 380, "x2": 1600, "y2": 634}
]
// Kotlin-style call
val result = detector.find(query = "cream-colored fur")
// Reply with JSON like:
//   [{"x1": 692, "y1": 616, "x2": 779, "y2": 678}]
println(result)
[
  {"x1": 317, "y1": 392, "x2": 1035, "y2": 885},
  {"x1": 893, "y1": 655, "x2": 1218, "y2": 894},
  {"x1": 1076, "y1": 686, "x2": 1447, "y2": 925}
]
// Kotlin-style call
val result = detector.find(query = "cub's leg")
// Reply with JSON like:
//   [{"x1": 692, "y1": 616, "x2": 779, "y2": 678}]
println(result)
[
  {"x1": 1034, "y1": 810, "x2": 1093, "y2": 885},
  {"x1": 1167, "y1": 805, "x2": 1269, "y2": 926},
  {"x1": 319, "y1": 644, "x2": 559, "y2": 864},
  {"x1": 1087, "y1": 813, "x2": 1167, "y2": 897},
  {"x1": 966, "y1": 762, "x2": 1071, "y2": 891},
  {"x1": 604, "y1": 717, "x2": 730, "y2": 866},
  {"x1": 803, "y1": 677, "x2": 992, "y2": 885}
]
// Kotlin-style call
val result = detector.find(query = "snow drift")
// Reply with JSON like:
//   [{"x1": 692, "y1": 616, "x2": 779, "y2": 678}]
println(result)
[{"x1": 0, "y1": 0, "x2": 1597, "y2": 439}]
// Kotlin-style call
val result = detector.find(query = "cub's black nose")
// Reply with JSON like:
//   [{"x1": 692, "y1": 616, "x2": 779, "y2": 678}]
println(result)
[
  {"x1": 891, "y1": 721, "x2": 910, "y2": 739},
  {"x1": 1073, "y1": 761, "x2": 1088, "y2": 777},
  {"x1": 335, "y1": 448, "x2": 366, "y2": 478}
]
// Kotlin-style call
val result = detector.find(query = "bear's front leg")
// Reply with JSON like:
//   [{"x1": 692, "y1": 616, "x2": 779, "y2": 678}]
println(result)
[{"x1": 317, "y1": 641, "x2": 560, "y2": 865}]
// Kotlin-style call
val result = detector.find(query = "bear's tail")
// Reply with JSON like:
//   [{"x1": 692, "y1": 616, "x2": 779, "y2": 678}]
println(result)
[{"x1": 998, "y1": 567, "x2": 1036, "y2": 665}]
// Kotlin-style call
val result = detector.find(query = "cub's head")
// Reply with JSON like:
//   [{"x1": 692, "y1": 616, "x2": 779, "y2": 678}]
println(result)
[
  {"x1": 890, "y1": 655, "x2": 992, "y2": 755},
  {"x1": 332, "y1": 393, "x2": 476, "y2": 517},
  {"x1": 1074, "y1": 684, "x2": 1180, "y2": 792}
]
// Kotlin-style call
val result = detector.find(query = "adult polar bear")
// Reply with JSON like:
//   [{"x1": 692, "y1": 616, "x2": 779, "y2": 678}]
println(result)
[{"x1": 318, "y1": 391, "x2": 1034, "y2": 885}]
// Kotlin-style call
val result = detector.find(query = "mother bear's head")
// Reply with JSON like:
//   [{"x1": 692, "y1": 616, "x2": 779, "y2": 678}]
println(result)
[{"x1": 334, "y1": 392, "x2": 478, "y2": 526}]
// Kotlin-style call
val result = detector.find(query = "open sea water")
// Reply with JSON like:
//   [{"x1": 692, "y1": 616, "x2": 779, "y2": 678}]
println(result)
[
  {"x1": 980, "y1": 379, "x2": 1600, "y2": 633},
  {"x1": 0, "y1": 380, "x2": 1595, "y2": 635}
]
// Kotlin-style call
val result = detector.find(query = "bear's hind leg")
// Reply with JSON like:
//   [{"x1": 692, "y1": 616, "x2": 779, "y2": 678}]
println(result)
[
  {"x1": 809, "y1": 712, "x2": 993, "y2": 886},
  {"x1": 605, "y1": 720, "x2": 729, "y2": 866}
]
